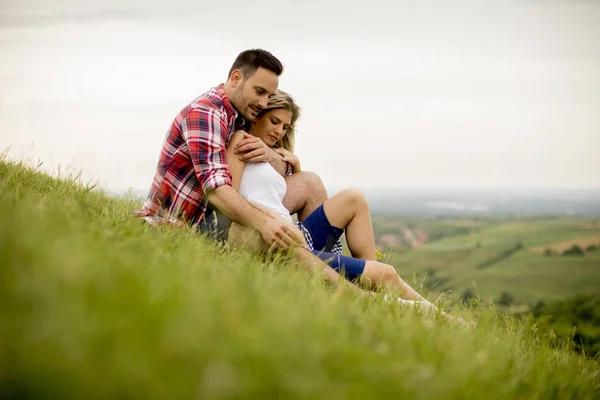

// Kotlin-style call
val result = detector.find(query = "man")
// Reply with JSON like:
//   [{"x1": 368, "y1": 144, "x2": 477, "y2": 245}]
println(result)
[{"x1": 135, "y1": 49, "x2": 331, "y2": 251}]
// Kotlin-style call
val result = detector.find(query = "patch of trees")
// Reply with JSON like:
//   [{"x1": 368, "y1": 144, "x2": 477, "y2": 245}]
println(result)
[
  {"x1": 476, "y1": 242, "x2": 523, "y2": 269},
  {"x1": 496, "y1": 292, "x2": 515, "y2": 307},
  {"x1": 544, "y1": 243, "x2": 599, "y2": 257},
  {"x1": 562, "y1": 245, "x2": 584, "y2": 256}
]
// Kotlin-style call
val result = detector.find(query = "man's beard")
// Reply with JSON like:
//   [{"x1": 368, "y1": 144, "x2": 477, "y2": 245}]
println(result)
[
  {"x1": 245, "y1": 104, "x2": 263, "y2": 121},
  {"x1": 231, "y1": 86, "x2": 261, "y2": 122},
  {"x1": 230, "y1": 86, "x2": 249, "y2": 120}
]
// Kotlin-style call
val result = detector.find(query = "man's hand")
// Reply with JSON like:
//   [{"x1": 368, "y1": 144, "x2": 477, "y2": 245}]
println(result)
[
  {"x1": 274, "y1": 148, "x2": 301, "y2": 172},
  {"x1": 234, "y1": 132, "x2": 277, "y2": 163},
  {"x1": 258, "y1": 216, "x2": 305, "y2": 251}
]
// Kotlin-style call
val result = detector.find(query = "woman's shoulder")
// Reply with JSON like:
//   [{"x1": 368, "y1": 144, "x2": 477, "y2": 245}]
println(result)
[
  {"x1": 226, "y1": 130, "x2": 247, "y2": 151},
  {"x1": 229, "y1": 129, "x2": 247, "y2": 144}
]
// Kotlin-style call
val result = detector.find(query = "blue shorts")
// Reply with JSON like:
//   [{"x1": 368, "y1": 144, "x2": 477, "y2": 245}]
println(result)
[{"x1": 299, "y1": 205, "x2": 366, "y2": 281}]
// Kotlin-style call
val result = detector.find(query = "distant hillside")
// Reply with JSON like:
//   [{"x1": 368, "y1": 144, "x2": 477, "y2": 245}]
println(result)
[
  {"x1": 354, "y1": 188, "x2": 600, "y2": 217},
  {"x1": 371, "y1": 216, "x2": 600, "y2": 306}
]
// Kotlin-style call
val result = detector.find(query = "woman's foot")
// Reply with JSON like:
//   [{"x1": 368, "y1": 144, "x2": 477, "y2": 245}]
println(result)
[{"x1": 384, "y1": 295, "x2": 477, "y2": 328}]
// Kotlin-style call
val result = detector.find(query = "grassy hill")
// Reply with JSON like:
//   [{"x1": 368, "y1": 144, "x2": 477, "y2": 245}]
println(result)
[
  {"x1": 372, "y1": 216, "x2": 600, "y2": 305},
  {"x1": 1, "y1": 159, "x2": 599, "y2": 399}
]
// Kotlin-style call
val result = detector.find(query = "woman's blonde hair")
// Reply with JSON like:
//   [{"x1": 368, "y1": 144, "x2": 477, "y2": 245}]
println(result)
[{"x1": 255, "y1": 89, "x2": 301, "y2": 152}]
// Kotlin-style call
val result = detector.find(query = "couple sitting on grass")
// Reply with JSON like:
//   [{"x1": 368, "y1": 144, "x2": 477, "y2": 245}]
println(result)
[{"x1": 135, "y1": 48, "x2": 472, "y2": 327}]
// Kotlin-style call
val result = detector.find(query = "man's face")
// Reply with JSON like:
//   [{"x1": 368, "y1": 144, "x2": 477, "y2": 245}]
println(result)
[{"x1": 229, "y1": 67, "x2": 279, "y2": 121}]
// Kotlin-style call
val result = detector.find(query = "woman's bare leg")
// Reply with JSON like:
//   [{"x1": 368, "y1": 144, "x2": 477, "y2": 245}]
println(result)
[
  {"x1": 322, "y1": 189, "x2": 376, "y2": 260},
  {"x1": 283, "y1": 172, "x2": 328, "y2": 222},
  {"x1": 359, "y1": 261, "x2": 427, "y2": 301},
  {"x1": 360, "y1": 261, "x2": 469, "y2": 324}
]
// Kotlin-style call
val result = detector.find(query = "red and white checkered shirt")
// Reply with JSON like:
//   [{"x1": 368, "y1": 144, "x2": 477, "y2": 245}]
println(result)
[{"x1": 135, "y1": 84, "x2": 240, "y2": 227}]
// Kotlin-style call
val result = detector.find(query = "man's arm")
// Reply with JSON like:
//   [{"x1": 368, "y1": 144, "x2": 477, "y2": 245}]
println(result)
[
  {"x1": 233, "y1": 132, "x2": 288, "y2": 175},
  {"x1": 207, "y1": 186, "x2": 301, "y2": 249}
]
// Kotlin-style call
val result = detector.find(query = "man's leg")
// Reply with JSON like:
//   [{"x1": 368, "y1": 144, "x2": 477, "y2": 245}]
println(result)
[
  {"x1": 283, "y1": 172, "x2": 328, "y2": 222},
  {"x1": 199, "y1": 203, "x2": 234, "y2": 243}
]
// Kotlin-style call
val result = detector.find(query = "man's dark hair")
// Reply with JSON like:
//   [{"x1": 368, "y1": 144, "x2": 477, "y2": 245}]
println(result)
[{"x1": 227, "y1": 49, "x2": 284, "y2": 80}]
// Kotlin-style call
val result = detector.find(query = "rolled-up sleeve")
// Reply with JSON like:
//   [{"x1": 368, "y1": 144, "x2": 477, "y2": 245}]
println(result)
[{"x1": 181, "y1": 108, "x2": 232, "y2": 194}]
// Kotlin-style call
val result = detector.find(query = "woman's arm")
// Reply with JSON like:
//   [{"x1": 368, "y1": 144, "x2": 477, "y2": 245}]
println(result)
[{"x1": 226, "y1": 130, "x2": 248, "y2": 191}]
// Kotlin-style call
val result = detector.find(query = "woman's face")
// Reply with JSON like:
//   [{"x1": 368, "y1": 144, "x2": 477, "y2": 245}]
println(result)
[{"x1": 252, "y1": 108, "x2": 292, "y2": 147}]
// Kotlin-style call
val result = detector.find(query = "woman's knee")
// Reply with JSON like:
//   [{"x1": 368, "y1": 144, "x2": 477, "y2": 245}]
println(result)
[
  {"x1": 362, "y1": 261, "x2": 399, "y2": 288},
  {"x1": 298, "y1": 172, "x2": 327, "y2": 206},
  {"x1": 285, "y1": 171, "x2": 326, "y2": 200},
  {"x1": 339, "y1": 188, "x2": 369, "y2": 211},
  {"x1": 303, "y1": 171, "x2": 326, "y2": 194},
  {"x1": 380, "y1": 263, "x2": 400, "y2": 285}
]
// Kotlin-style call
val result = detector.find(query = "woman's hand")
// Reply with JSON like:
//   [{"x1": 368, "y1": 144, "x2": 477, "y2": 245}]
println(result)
[{"x1": 274, "y1": 148, "x2": 301, "y2": 173}]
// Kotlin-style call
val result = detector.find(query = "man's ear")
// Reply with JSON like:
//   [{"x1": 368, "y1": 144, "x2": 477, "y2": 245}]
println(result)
[{"x1": 230, "y1": 69, "x2": 243, "y2": 88}]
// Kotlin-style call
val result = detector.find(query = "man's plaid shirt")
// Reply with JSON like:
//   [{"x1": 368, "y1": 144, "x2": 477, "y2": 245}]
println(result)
[{"x1": 135, "y1": 84, "x2": 240, "y2": 227}]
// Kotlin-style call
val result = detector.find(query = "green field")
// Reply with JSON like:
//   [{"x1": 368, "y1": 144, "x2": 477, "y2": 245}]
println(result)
[
  {"x1": 372, "y1": 216, "x2": 600, "y2": 306},
  {"x1": 1, "y1": 159, "x2": 600, "y2": 399}
]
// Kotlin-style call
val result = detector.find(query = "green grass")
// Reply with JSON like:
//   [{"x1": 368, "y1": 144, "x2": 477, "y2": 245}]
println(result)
[{"x1": 1, "y1": 159, "x2": 600, "y2": 399}]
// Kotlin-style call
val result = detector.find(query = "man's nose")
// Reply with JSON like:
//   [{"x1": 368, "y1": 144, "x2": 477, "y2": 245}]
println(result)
[{"x1": 258, "y1": 95, "x2": 269, "y2": 109}]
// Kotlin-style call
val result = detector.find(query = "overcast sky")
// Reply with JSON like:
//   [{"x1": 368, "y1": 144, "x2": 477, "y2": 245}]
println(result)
[{"x1": 0, "y1": 0, "x2": 598, "y2": 193}]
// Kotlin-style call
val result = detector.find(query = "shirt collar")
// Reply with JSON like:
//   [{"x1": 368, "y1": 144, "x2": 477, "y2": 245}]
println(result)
[{"x1": 216, "y1": 83, "x2": 239, "y2": 121}]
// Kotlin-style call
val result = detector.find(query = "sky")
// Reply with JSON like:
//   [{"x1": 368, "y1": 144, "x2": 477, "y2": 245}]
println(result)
[{"x1": 0, "y1": 0, "x2": 599, "y2": 194}]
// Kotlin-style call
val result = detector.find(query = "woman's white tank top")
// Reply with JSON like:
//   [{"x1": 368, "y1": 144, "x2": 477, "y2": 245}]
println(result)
[{"x1": 238, "y1": 162, "x2": 294, "y2": 223}]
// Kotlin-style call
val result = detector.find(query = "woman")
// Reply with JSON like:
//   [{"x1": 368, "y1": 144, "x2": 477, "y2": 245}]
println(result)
[{"x1": 226, "y1": 90, "x2": 472, "y2": 325}]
